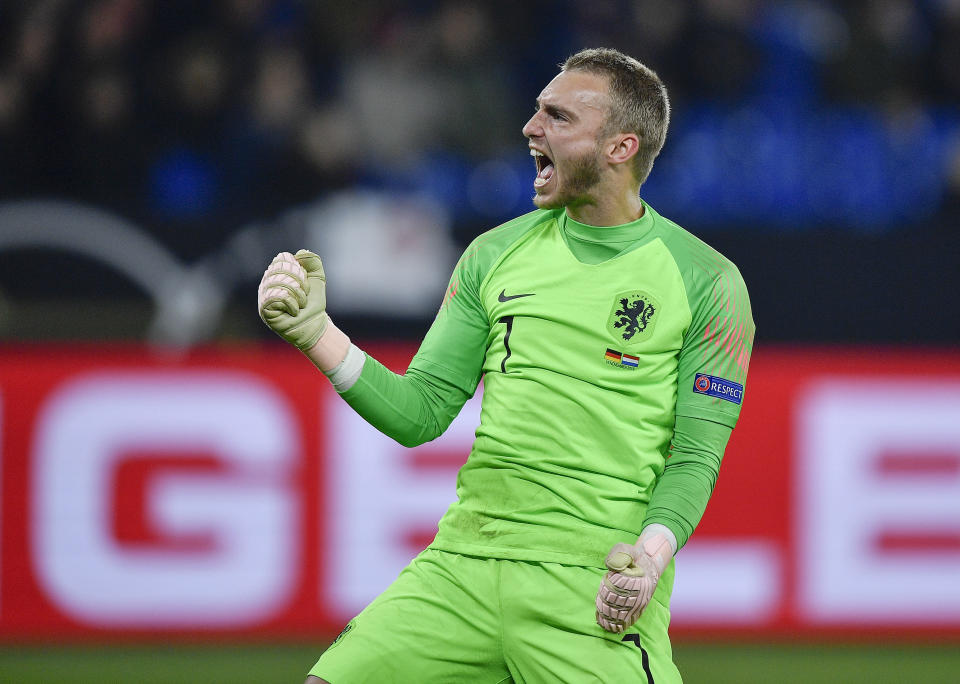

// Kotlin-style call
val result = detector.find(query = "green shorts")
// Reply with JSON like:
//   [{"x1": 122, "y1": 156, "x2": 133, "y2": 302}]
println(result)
[{"x1": 309, "y1": 549, "x2": 681, "y2": 683}]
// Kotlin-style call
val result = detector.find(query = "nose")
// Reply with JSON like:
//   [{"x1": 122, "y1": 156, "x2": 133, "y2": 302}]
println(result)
[{"x1": 522, "y1": 110, "x2": 542, "y2": 139}]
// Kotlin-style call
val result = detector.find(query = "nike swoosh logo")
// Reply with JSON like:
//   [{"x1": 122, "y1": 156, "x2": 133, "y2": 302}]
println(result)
[{"x1": 498, "y1": 290, "x2": 535, "y2": 302}]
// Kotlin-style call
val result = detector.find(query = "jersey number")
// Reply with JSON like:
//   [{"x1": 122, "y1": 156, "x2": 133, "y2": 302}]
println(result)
[
  {"x1": 622, "y1": 634, "x2": 655, "y2": 682},
  {"x1": 497, "y1": 315, "x2": 514, "y2": 373}
]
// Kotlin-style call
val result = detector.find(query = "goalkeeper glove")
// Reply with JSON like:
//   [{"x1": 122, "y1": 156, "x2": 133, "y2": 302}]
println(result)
[
  {"x1": 595, "y1": 530, "x2": 673, "y2": 633},
  {"x1": 258, "y1": 250, "x2": 328, "y2": 351}
]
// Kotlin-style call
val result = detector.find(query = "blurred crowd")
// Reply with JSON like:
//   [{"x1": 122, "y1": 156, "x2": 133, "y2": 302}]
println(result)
[{"x1": 2, "y1": 0, "x2": 960, "y2": 260}]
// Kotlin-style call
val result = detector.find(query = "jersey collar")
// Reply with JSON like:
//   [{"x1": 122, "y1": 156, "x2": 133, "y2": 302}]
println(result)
[{"x1": 558, "y1": 201, "x2": 654, "y2": 244}]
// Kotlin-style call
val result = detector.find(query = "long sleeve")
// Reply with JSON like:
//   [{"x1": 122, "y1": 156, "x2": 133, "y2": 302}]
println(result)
[
  {"x1": 641, "y1": 414, "x2": 732, "y2": 549},
  {"x1": 339, "y1": 356, "x2": 474, "y2": 447}
]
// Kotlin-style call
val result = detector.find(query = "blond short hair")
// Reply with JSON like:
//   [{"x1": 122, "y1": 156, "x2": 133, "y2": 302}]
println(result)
[{"x1": 562, "y1": 48, "x2": 670, "y2": 185}]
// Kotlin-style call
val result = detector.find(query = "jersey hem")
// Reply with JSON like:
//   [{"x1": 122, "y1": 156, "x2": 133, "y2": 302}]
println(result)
[{"x1": 428, "y1": 539, "x2": 607, "y2": 569}]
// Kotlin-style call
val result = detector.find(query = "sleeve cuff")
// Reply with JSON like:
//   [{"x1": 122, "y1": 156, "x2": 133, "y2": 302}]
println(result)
[
  {"x1": 326, "y1": 343, "x2": 366, "y2": 392},
  {"x1": 640, "y1": 523, "x2": 678, "y2": 555}
]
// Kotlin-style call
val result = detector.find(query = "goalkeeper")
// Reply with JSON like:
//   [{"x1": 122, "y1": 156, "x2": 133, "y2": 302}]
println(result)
[{"x1": 260, "y1": 48, "x2": 754, "y2": 684}]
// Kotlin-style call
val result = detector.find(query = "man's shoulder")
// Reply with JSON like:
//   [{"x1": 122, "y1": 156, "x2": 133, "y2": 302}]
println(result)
[
  {"x1": 646, "y1": 203, "x2": 743, "y2": 279},
  {"x1": 459, "y1": 208, "x2": 559, "y2": 265}
]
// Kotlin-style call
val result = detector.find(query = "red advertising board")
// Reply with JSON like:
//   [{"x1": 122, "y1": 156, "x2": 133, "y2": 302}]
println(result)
[{"x1": 1, "y1": 344, "x2": 959, "y2": 640}]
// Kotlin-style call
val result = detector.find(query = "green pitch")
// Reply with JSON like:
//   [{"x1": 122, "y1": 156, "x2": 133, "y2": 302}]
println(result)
[{"x1": 0, "y1": 641, "x2": 958, "y2": 683}]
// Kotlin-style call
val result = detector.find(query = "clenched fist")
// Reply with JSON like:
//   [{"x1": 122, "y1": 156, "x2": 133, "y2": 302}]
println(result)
[
  {"x1": 595, "y1": 532, "x2": 673, "y2": 633},
  {"x1": 258, "y1": 250, "x2": 328, "y2": 351}
]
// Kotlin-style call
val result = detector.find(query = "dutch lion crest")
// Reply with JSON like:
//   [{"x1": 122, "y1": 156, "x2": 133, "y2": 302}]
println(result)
[{"x1": 607, "y1": 290, "x2": 660, "y2": 344}]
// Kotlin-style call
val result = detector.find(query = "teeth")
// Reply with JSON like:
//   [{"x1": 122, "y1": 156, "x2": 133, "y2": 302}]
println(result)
[{"x1": 530, "y1": 149, "x2": 543, "y2": 157}]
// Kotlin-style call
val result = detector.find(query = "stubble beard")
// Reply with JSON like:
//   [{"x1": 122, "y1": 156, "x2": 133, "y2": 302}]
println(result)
[{"x1": 533, "y1": 148, "x2": 603, "y2": 210}]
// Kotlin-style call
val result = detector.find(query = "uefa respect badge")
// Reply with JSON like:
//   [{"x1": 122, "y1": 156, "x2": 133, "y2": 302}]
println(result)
[{"x1": 693, "y1": 373, "x2": 743, "y2": 404}]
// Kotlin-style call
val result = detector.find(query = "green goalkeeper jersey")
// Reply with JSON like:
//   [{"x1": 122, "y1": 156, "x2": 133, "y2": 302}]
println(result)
[{"x1": 341, "y1": 201, "x2": 754, "y2": 569}]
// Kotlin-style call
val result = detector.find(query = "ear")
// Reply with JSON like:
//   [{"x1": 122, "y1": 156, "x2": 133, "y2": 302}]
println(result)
[{"x1": 606, "y1": 133, "x2": 640, "y2": 167}]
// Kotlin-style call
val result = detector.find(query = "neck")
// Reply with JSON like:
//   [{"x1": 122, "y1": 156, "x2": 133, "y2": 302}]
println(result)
[{"x1": 565, "y1": 184, "x2": 644, "y2": 227}]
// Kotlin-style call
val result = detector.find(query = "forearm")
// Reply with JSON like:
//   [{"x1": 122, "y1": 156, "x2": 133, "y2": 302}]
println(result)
[
  {"x1": 260, "y1": 251, "x2": 477, "y2": 448},
  {"x1": 302, "y1": 319, "x2": 471, "y2": 447},
  {"x1": 642, "y1": 414, "x2": 732, "y2": 550},
  {"x1": 339, "y1": 355, "x2": 472, "y2": 447},
  {"x1": 641, "y1": 463, "x2": 714, "y2": 551}
]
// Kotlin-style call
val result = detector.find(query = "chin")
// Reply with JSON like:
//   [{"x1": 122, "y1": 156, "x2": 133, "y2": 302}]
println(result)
[{"x1": 532, "y1": 191, "x2": 562, "y2": 210}]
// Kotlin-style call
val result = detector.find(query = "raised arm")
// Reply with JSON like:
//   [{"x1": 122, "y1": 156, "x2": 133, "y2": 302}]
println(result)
[{"x1": 258, "y1": 249, "x2": 489, "y2": 447}]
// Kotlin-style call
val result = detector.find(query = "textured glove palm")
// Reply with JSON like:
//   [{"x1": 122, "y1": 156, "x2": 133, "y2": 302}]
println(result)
[
  {"x1": 258, "y1": 250, "x2": 328, "y2": 351},
  {"x1": 595, "y1": 533, "x2": 673, "y2": 633}
]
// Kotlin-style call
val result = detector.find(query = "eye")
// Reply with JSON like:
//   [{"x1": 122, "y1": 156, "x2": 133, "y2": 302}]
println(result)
[
  {"x1": 544, "y1": 106, "x2": 567, "y2": 122},
  {"x1": 534, "y1": 103, "x2": 569, "y2": 122}
]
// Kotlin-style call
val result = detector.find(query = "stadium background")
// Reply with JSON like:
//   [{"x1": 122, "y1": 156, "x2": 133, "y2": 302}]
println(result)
[{"x1": 1, "y1": 1, "x2": 959, "y2": 682}]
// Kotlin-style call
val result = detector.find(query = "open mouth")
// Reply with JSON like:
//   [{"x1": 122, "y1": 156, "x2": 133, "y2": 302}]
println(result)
[{"x1": 531, "y1": 149, "x2": 555, "y2": 188}]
